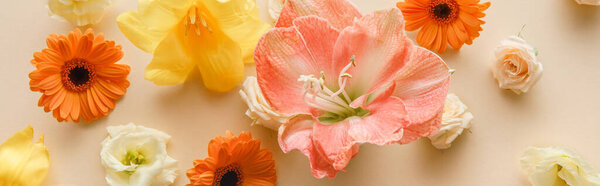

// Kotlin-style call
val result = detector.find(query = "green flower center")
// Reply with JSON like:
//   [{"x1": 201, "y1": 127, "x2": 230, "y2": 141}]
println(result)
[{"x1": 121, "y1": 151, "x2": 146, "y2": 174}]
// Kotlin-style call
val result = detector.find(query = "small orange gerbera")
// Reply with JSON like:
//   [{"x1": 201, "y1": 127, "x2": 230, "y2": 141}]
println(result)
[
  {"x1": 397, "y1": 0, "x2": 491, "y2": 53},
  {"x1": 29, "y1": 28, "x2": 130, "y2": 122},
  {"x1": 187, "y1": 131, "x2": 276, "y2": 186}
]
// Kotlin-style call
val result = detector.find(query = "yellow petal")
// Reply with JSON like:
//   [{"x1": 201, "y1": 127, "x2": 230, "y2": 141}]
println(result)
[
  {"x1": 117, "y1": 0, "x2": 192, "y2": 53},
  {"x1": 201, "y1": 0, "x2": 271, "y2": 63},
  {"x1": 0, "y1": 126, "x2": 49, "y2": 186},
  {"x1": 194, "y1": 32, "x2": 245, "y2": 92},
  {"x1": 145, "y1": 29, "x2": 195, "y2": 85}
]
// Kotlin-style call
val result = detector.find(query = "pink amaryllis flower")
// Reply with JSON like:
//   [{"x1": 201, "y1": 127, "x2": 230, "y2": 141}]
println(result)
[{"x1": 253, "y1": 0, "x2": 451, "y2": 178}]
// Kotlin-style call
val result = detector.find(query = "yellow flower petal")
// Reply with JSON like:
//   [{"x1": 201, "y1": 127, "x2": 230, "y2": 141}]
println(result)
[
  {"x1": 145, "y1": 29, "x2": 195, "y2": 85},
  {"x1": 117, "y1": 0, "x2": 192, "y2": 53},
  {"x1": 202, "y1": 0, "x2": 271, "y2": 63},
  {"x1": 193, "y1": 32, "x2": 244, "y2": 92},
  {"x1": 0, "y1": 126, "x2": 49, "y2": 186}
]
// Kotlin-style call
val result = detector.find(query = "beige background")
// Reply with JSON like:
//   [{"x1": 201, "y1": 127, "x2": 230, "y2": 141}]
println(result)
[{"x1": 1, "y1": 0, "x2": 600, "y2": 185}]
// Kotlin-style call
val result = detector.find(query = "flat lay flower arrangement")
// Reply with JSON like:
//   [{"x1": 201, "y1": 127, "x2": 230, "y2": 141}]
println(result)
[{"x1": 1, "y1": 0, "x2": 599, "y2": 185}]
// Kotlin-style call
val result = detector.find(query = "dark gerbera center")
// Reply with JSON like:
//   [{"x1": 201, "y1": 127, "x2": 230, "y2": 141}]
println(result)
[
  {"x1": 61, "y1": 58, "x2": 96, "y2": 92},
  {"x1": 428, "y1": 0, "x2": 459, "y2": 24},
  {"x1": 433, "y1": 4, "x2": 452, "y2": 19},
  {"x1": 69, "y1": 67, "x2": 90, "y2": 86},
  {"x1": 213, "y1": 163, "x2": 243, "y2": 186}
]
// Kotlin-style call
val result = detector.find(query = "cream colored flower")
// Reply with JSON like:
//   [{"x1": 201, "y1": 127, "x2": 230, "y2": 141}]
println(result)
[
  {"x1": 492, "y1": 36, "x2": 543, "y2": 94},
  {"x1": 260, "y1": 0, "x2": 286, "y2": 25},
  {"x1": 240, "y1": 76, "x2": 291, "y2": 130},
  {"x1": 428, "y1": 93, "x2": 473, "y2": 149},
  {"x1": 101, "y1": 123, "x2": 177, "y2": 186},
  {"x1": 47, "y1": 0, "x2": 111, "y2": 26},
  {"x1": 575, "y1": 0, "x2": 600, "y2": 5},
  {"x1": 521, "y1": 146, "x2": 600, "y2": 186}
]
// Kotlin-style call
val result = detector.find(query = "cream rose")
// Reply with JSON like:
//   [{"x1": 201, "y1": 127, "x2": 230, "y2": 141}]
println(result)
[
  {"x1": 492, "y1": 36, "x2": 543, "y2": 95},
  {"x1": 428, "y1": 93, "x2": 473, "y2": 149},
  {"x1": 48, "y1": 0, "x2": 111, "y2": 26},
  {"x1": 575, "y1": 0, "x2": 600, "y2": 5},
  {"x1": 521, "y1": 146, "x2": 600, "y2": 186},
  {"x1": 101, "y1": 123, "x2": 177, "y2": 186},
  {"x1": 240, "y1": 76, "x2": 291, "y2": 130}
]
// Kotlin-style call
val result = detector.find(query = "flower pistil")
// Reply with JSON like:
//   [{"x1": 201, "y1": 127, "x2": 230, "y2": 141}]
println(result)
[{"x1": 298, "y1": 56, "x2": 369, "y2": 124}]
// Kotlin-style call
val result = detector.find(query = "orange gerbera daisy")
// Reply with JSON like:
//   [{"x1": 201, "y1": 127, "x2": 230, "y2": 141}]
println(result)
[
  {"x1": 397, "y1": 0, "x2": 491, "y2": 53},
  {"x1": 29, "y1": 28, "x2": 130, "y2": 122},
  {"x1": 187, "y1": 131, "x2": 276, "y2": 186}
]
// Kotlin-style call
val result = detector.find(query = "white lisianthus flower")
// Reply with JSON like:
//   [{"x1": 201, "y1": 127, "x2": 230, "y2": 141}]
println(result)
[
  {"x1": 521, "y1": 146, "x2": 600, "y2": 186},
  {"x1": 101, "y1": 123, "x2": 177, "y2": 186},
  {"x1": 575, "y1": 0, "x2": 600, "y2": 5},
  {"x1": 428, "y1": 93, "x2": 473, "y2": 149},
  {"x1": 47, "y1": 0, "x2": 111, "y2": 26},
  {"x1": 240, "y1": 76, "x2": 291, "y2": 130},
  {"x1": 492, "y1": 36, "x2": 543, "y2": 95}
]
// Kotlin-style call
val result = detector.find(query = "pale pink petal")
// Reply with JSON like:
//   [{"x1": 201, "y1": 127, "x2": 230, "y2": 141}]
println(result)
[
  {"x1": 332, "y1": 8, "x2": 413, "y2": 98},
  {"x1": 278, "y1": 115, "x2": 338, "y2": 178},
  {"x1": 255, "y1": 16, "x2": 341, "y2": 115},
  {"x1": 276, "y1": 0, "x2": 362, "y2": 30},
  {"x1": 312, "y1": 87, "x2": 410, "y2": 171},
  {"x1": 393, "y1": 46, "x2": 450, "y2": 126}
]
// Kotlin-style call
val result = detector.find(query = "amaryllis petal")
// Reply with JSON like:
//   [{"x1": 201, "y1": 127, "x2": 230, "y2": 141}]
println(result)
[
  {"x1": 278, "y1": 115, "x2": 338, "y2": 178},
  {"x1": 276, "y1": 0, "x2": 362, "y2": 29},
  {"x1": 333, "y1": 8, "x2": 413, "y2": 97},
  {"x1": 312, "y1": 87, "x2": 409, "y2": 172},
  {"x1": 255, "y1": 16, "x2": 341, "y2": 115},
  {"x1": 393, "y1": 46, "x2": 450, "y2": 126}
]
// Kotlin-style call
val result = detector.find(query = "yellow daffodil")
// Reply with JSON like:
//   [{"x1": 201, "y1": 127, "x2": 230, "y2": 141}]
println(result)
[
  {"x1": 0, "y1": 126, "x2": 49, "y2": 186},
  {"x1": 117, "y1": 0, "x2": 270, "y2": 92}
]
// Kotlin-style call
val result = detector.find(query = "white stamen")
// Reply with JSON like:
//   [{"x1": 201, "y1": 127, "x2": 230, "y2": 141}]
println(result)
[{"x1": 298, "y1": 56, "x2": 360, "y2": 117}]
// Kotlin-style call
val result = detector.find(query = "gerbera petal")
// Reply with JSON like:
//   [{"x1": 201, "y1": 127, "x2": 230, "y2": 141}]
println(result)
[
  {"x1": 60, "y1": 92, "x2": 74, "y2": 119},
  {"x1": 85, "y1": 88, "x2": 99, "y2": 116},
  {"x1": 145, "y1": 31, "x2": 195, "y2": 86},
  {"x1": 255, "y1": 16, "x2": 340, "y2": 115},
  {"x1": 393, "y1": 46, "x2": 450, "y2": 127},
  {"x1": 276, "y1": 0, "x2": 362, "y2": 29},
  {"x1": 88, "y1": 47, "x2": 124, "y2": 65},
  {"x1": 431, "y1": 26, "x2": 444, "y2": 53},
  {"x1": 447, "y1": 23, "x2": 463, "y2": 49},
  {"x1": 278, "y1": 115, "x2": 338, "y2": 178},
  {"x1": 332, "y1": 8, "x2": 412, "y2": 96},
  {"x1": 93, "y1": 85, "x2": 116, "y2": 109},
  {"x1": 70, "y1": 94, "x2": 81, "y2": 121},
  {"x1": 97, "y1": 64, "x2": 131, "y2": 79},
  {"x1": 36, "y1": 74, "x2": 61, "y2": 90},
  {"x1": 57, "y1": 38, "x2": 73, "y2": 60},
  {"x1": 116, "y1": 0, "x2": 192, "y2": 53},
  {"x1": 49, "y1": 88, "x2": 67, "y2": 110},
  {"x1": 416, "y1": 22, "x2": 438, "y2": 49},
  {"x1": 45, "y1": 34, "x2": 60, "y2": 52},
  {"x1": 74, "y1": 31, "x2": 94, "y2": 58},
  {"x1": 89, "y1": 86, "x2": 109, "y2": 113},
  {"x1": 201, "y1": 0, "x2": 271, "y2": 64}
]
